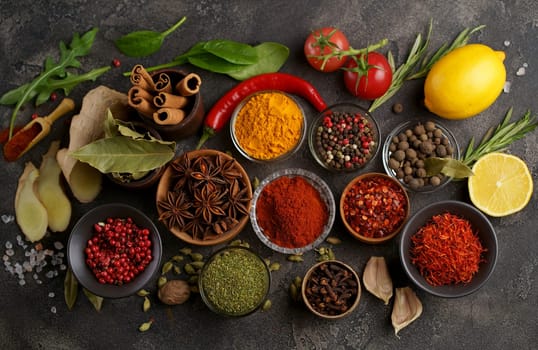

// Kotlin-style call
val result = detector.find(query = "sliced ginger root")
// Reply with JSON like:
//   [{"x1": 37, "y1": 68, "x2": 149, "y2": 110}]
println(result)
[
  {"x1": 15, "y1": 162, "x2": 48, "y2": 242},
  {"x1": 37, "y1": 140, "x2": 72, "y2": 232}
]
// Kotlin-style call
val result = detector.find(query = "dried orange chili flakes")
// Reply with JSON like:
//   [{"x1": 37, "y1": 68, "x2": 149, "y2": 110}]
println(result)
[
  {"x1": 410, "y1": 212, "x2": 487, "y2": 287},
  {"x1": 342, "y1": 176, "x2": 407, "y2": 238}
]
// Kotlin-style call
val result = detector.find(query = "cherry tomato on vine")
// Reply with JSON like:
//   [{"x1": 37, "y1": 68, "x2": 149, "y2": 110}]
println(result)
[
  {"x1": 304, "y1": 27, "x2": 350, "y2": 72},
  {"x1": 343, "y1": 52, "x2": 392, "y2": 100}
]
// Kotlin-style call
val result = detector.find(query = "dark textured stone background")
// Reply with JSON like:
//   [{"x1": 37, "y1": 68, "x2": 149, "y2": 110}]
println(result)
[{"x1": 1, "y1": 1, "x2": 537, "y2": 349}]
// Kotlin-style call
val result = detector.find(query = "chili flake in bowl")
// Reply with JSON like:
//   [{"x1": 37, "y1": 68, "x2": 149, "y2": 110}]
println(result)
[
  {"x1": 230, "y1": 91, "x2": 306, "y2": 162},
  {"x1": 67, "y1": 203, "x2": 162, "y2": 298},
  {"x1": 399, "y1": 200, "x2": 497, "y2": 298},
  {"x1": 340, "y1": 172, "x2": 409, "y2": 244},
  {"x1": 250, "y1": 168, "x2": 336, "y2": 255},
  {"x1": 309, "y1": 103, "x2": 380, "y2": 172}
]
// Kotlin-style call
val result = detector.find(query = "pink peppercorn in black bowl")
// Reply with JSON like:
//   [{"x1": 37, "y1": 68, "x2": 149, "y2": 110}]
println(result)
[
  {"x1": 67, "y1": 203, "x2": 162, "y2": 298},
  {"x1": 308, "y1": 103, "x2": 380, "y2": 172}
]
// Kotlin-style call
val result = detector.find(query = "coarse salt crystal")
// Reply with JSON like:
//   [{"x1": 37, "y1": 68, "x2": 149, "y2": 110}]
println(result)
[
  {"x1": 523, "y1": 62, "x2": 528, "y2": 68},
  {"x1": 19, "y1": 279, "x2": 26, "y2": 286},
  {"x1": 48, "y1": 292, "x2": 55, "y2": 298},
  {"x1": 503, "y1": 40, "x2": 510, "y2": 46},
  {"x1": 516, "y1": 67, "x2": 526, "y2": 76},
  {"x1": 1, "y1": 214, "x2": 14, "y2": 224},
  {"x1": 503, "y1": 81, "x2": 511, "y2": 93},
  {"x1": 50, "y1": 306, "x2": 57, "y2": 314},
  {"x1": 53, "y1": 242, "x2": 64, "y2": 250},
  {"x1": 5, "y1": 241, "x2": 13, "y2": 249},
  {"x1": 6, "y1": 249, "x2": 15, "y2": 257}
]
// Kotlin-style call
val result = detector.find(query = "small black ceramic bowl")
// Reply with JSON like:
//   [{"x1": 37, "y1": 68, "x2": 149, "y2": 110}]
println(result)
[
  {"x1": 67, "y1": 203, "x2": 162, "y2": 298},
  {"x1": 399, "y1": 200, "x2": 497, "y2": 298}
]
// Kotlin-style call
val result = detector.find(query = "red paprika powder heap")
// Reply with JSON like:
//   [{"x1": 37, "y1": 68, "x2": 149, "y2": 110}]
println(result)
[
  {"x1": 3, "y1": 123, "x2": 42, "y2": 161},
  {"x1": 256, "y1": 176, "x2": 328, "y2": 248}
]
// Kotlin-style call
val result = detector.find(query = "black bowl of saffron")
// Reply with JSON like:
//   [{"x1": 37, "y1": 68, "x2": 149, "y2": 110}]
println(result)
[{"x1": 399, "y1": 200, "x2": 498, "y2": 298}]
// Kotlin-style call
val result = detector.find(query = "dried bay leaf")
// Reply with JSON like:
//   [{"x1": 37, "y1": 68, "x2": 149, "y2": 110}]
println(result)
[
  {"x1": 64, "y1": 267, "x2": 78, "y2": 310},
  {"x1": 424, "y1": 157, "x2": 474, "y2": 179},
  {"x1": 71, "y1": 136, "x2": 175, "y2": 173},
  {"x1": 363, "y1": 256, "x2": 393, "y2": 305},
  {"x1": 391, "y1": 287, "x2": 423, "y2": 337},
  {"x1": 83, "y1": 288, "x2": 104, "y2": 311}
]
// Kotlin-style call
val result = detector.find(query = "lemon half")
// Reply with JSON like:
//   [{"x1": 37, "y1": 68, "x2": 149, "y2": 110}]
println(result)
[{"x1": 468, "y1": 152, "x2": 533, "y2": 217}]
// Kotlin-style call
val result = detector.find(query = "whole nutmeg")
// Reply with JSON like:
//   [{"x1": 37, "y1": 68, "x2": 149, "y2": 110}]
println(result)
[{"x1": 158, "y1": 279, "x2": 191, "y2": 305}]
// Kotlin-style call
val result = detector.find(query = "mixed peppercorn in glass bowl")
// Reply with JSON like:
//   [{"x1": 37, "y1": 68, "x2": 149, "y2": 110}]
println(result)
[
  {"x1": 250, "y1": 168, "x2": 336, "y2": 255},
  {"x1": 382, "y1": 120, "x2": 460, "y2": 192},
  {"x1": 399, "y1": 200, "x2": 498, "y2": 298},
  {"x1": 67, "y1": 203, "x2": 162, "y2": 298},
  {"x1": 309, "y1": 103, "x2": 380, "y2": 172}
]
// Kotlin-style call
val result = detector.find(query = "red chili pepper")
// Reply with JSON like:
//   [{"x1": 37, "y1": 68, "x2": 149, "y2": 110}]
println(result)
[{"x1": 196, "y1": 72, "x2": 328, "y2": 149}]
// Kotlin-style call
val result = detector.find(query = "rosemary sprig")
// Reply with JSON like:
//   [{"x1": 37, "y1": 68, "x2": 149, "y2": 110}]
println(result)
[
  {"x1": 406, "y1": 24, "x2": 485, "y2": 80},
  {"x1": 368, "y1": 22, "x2": 432, "y2": 112},
  {"x1": 461, "y1": 108, "x2": 538, "y2": 167},
  {"x1": 368, "y1": 22, "x2": 485, "y2": 112}
]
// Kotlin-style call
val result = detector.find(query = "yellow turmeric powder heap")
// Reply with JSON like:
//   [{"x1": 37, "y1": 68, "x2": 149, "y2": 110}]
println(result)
[{"x1": 233, "y1": 92, "x2": 304, "y2": 160}]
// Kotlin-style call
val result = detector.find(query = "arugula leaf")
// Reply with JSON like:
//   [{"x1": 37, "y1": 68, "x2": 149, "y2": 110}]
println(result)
[
  {"x1": 1, "y1": 28, "x2": 108, "y2": 139},
  {"x1": 114, "y1": 16, "x2": 186, "y2": 57}
]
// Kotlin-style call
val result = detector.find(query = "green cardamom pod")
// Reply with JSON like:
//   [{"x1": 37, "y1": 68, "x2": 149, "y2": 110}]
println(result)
[
  {"x1": 184, "y1": 263, "x2": 196, "y2": 275},
  {"x1": 143, "y1": 296, "x2": 151, "y2": 312},
  {"x1": 287, "y1": 254, "x2": 304, "y2": 262},
  {"x1": 190, "y1": 253, "x2": 204, "y2": 262},
  {"x1": 269, "y1": 262, "x2": 281, "y2": 271},
  {"x1": 261, "y1": 299, "x2": 272, "y2": 311},
  {"x1": 137, "y1": 289, "x2": 150, "y2": 297},
  {"x1": 326, "y1": 236, "x2": 342, "y2": 245},
  {"x1": 161, "y1": 261, "x2": 173, "y2": 274},
  {"x1": 173, "y1": 265, "x2": 181, "y2": 275},
  {"x1": 171, "y1": 255, "x2": 184, "y2": 262},
  {"x1": 138, "y1": 320, "x2": 153, "y2": 332},
  {"x1": 157, "y1": 276, "x2": 167, "y2": 288},
  {"x1": 190, "y1": 261, "x2": 205, "y2": 270},
  {"x1": 179, "y1": 247, "x2": 192, "y2": 255}
]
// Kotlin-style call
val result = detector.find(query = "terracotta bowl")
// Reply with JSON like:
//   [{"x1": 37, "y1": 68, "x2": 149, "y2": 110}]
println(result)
[
  {"x1": 301, "y1": 260, "x2": 361, "y2": 319},
  {"x1": 137, "y1": 69, "x2": 205, "y2": 140},
  {"x1": 155, "y1": 149, "x2": 252, "y2": 246},
  {"x1": 106, "y1": 121, "x2": 166, "y2": 189},
  {"x1": 340, "y1": 172, "x2": 410, "y2": 244}
]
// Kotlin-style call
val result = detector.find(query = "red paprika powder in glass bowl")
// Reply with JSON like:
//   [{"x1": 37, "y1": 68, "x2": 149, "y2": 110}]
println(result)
[
  {"x1": 250, "y1": 168, "x2": 336, "y2": 255},
  {"x1": 340, "y1": 172, "x2": 410, "y2": 244}
]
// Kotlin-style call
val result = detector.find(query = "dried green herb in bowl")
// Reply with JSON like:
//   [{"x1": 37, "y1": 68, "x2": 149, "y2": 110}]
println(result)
[{"x1": 199, "y1": 246, "x2": 271, "y2": 317}]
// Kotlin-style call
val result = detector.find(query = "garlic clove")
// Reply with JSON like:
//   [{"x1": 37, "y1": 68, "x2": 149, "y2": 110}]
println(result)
[
  {"x1": 363, "y1": 256, "x2": 393, "y2": 304},
  {"x1": 391, "y1": 286, "x2": 423, "y2": 337}
]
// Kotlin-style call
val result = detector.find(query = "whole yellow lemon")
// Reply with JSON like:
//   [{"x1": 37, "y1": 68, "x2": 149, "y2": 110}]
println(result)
[{"x1": 424, "y1": 44, "x2": 506, "y2": 120}]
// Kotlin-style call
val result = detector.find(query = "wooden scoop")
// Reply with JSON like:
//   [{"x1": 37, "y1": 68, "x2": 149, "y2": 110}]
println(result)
[{"x1": 6, "y1": 98, "x2": 75, "y2": 161}]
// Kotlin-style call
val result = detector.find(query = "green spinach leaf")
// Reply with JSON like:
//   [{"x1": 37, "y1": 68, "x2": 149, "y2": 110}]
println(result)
[
  {"x1": 227, "y1": 42, "x2": 289, "y2": 80},
  {"x1": 115, "y1": 16, "x2": 186, "y2": 57}
]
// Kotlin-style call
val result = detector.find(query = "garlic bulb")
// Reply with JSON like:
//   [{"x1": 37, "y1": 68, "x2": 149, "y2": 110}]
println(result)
[
  {"x1": 391, "y1": 286, "x2": 423, "y2": 337},
  {"x1": 362, "y1": 256, "x2": 393, "y2": 304}
]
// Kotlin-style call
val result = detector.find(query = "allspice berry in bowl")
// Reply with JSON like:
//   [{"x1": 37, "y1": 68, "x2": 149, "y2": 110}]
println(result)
[
  {"x1": 301, "y1": 260, "x2": 361, "y2": 319},
  {"x1": 382, "y1": 120, "x2": 460, "y2": 192},
  {"x1": 230, "y1": 90, "x2": 306, "y2": 162},
  {"x1": 340, "y1": 172, "x2": 410, "y2": 244},
  {"x1": 156, "y1": 149, "x2": 252, "y2": 246},
  {"x1": 309, "y1": 103, "x2": 380, "y2": 172}
]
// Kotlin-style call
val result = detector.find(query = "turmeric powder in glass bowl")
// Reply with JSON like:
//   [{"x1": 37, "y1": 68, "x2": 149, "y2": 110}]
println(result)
[{"x1": 230, "y1": 91, "x2": 306, "y2": 162}]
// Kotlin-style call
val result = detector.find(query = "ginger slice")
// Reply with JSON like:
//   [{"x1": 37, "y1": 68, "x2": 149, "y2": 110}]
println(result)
[
  {"x1": 363, "y1": 256, "x2": 393, "y2": 305},
  {"x1": 15, "y1": 162, "x2": 48, "y2": 242},
  {"x1": 391, "y1": 286, "x2": 423, "y2": 337},
  {"x1": 37, "y1": 140, "x2": 72, "y2": 232}
]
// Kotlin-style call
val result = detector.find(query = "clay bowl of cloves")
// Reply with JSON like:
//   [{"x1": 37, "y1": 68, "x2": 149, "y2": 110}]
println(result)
[
  {"x1": 301, "y1": 260, "x2": 361, "y2": 319},
  {"x1": 128, "y1": 64, "x2": 205, "y2": 140},
  {"x1": 155, "y1": 149, "x2": 253, "y2": 246}
]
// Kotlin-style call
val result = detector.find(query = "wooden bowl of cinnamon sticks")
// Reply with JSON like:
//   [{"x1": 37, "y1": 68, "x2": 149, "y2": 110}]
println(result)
[{"x1": 128, "y1": 65, "x2": 205, "y2": 140}]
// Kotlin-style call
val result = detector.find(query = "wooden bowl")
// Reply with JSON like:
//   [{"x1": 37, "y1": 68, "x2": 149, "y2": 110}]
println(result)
[
  {"x1": 340, "y1": 172, "x2": 410, "y2": 244},
  {"x1": 155, "y1": 149, "x2": 252, "y2": 246}
]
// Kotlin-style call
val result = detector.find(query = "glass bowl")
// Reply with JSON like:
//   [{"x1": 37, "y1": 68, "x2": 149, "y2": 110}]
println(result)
[
  {"x1": 309, "y1": 103, "x2": 380, "y2": 172},
  {"x1": 67, "y1": 203, "x2": 162, "y2": 298},
  {"x1": 230, "y1": 91, "x2": 306, "y2": 163},
  {"x1": 382, "y1": 120, "x2": 460, "y2": 193},
  {"x1": 250, "y1": 168, "x2": 336, "y2": 255},
  {"x1": 199, "y1": 246, "x2": 271, "y2": 317},
  {"x1": 340, "y1": 172, "x2": 410, "y2": 244},
  {"x1": 399, "y1": 200, "x2": 498, "y2": 298}
]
